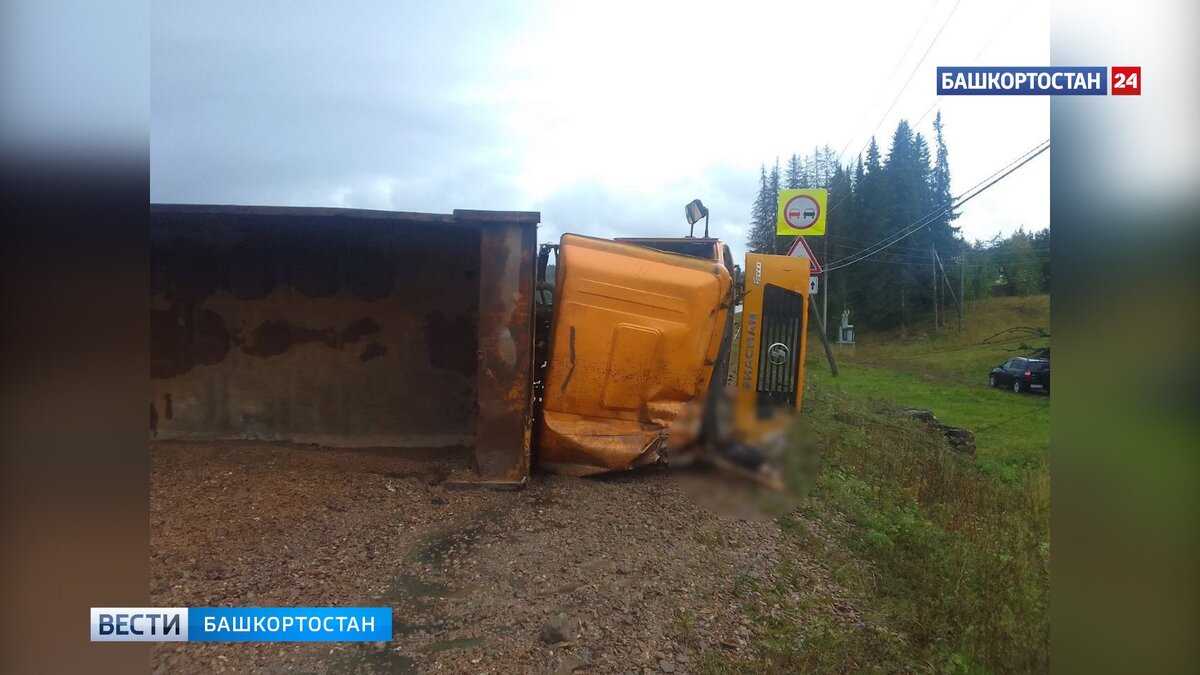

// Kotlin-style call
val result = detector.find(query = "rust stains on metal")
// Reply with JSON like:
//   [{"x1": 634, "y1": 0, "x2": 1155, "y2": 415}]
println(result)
[
  {"x1": 240, "y1": 319, "x2": 331, "y2": 357},
  {"x1": 340, "y1": 317, "x2": 382, "y2": 343},
  {"x1": 344, "y1": 251, "x2": 396, "y2": 301},
  {"x1": 473, "y1": 218, "x2": 538, "y2": 482},
  {"x1": 424, "y1": 311, "x2": 477, "y2": 375},
  {"x1": 150, "y1": 204, "x2": 534, "y2": 462},
  {"x1": 151, "y1": 217, "x2": 400, "y2": 304},
  {"x1": 151, "y1": 240, "x2": 223, "y2": 305},
  {"x1": 150, "y1": 306, "x2": 231, "y2": 379},
  {"x1": 359, "y1": 342, "x2": 387, "y2": 362},
  {"x1": 240, "y1": 317, "x2": 382, "y2": 358}
]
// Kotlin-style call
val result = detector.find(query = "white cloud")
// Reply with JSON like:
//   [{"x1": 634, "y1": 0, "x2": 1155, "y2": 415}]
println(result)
[{"x1": 151, "y1": 0, "x2": 1050, "y2": 262}]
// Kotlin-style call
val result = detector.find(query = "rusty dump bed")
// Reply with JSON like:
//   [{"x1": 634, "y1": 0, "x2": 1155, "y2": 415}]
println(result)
[
  {"x1": 149, "y1": 204, "x2": 538, "y2": 485},
  {"x1": 538, "y1": 234, "x2": 733, "y2": 476}
]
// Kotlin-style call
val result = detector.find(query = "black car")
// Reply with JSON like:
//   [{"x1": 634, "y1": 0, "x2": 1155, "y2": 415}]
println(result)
[{"x1": 989, "y1": 357, "x2": 1050, "y2": 394}]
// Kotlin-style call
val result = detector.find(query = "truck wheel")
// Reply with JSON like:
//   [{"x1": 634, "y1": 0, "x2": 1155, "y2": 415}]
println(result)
[
  {"x1": 1012, "y1": 380, "x2": 1023, "y2": 394},
  {"x1": 988, "y1": 374, "x2": 996, "y2": 388}
]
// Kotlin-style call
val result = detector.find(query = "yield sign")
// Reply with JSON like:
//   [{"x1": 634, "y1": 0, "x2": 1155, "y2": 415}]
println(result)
[{"x1": 786, "y1": 236, "x2": 823, "y2": 275}]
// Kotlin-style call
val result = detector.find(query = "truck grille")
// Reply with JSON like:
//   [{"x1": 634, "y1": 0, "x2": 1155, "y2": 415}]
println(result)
[{"x1": 756, "y1": 284, "x2": 804, "y2": 412}]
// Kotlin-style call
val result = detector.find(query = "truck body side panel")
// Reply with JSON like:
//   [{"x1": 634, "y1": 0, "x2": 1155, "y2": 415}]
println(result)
[
  {"x1": 150, "y1": 205, "x2": 539, "y2": 484},
  {"x1": 538, "y1": 234, "x2": 732, "y2": 476}
]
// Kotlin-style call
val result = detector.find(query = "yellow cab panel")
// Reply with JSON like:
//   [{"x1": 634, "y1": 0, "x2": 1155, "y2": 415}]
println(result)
[
  {"x1": 538, "y1": 234, "x2": 733, "y2": 476},
  {"x1": 734, "y1": 253, "x2": 810, "y2": 441}
]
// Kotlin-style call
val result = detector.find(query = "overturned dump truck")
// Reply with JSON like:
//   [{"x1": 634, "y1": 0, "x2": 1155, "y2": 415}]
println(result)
[{"x1": 150, "y1": 204, "x2": 809, "y2": 488}]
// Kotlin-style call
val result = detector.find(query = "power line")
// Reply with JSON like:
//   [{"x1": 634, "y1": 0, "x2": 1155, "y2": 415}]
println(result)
[
  {"x1": 825, "y1": 0, "x2": 1027, "y2": 220},
  {"x1": 824, "y1": 134, "x2": 1029, "y2": 246},
  {"x1": 774, "y1": 4, "x2": 1043, "y2": 254},
  {"x1": 825, "y1": 139, "x2": 1050, "y2": 269},
  {"x1": 826, "y1": 234, "x2": 934, "y2": 255},
  {"x1": 956, "y1": 140, "x2": 1051, "y2": 200},
  {"x1": 822, "y1": 1, "x2": 965, "y2": 218},
  {"x1": 839, "y1": 0, "x2": 964, "y2": 168},
  {"x1": 859, "y1": 0, "x2": 963, "y2": 157},
  {"x1": 825, "y1": 253, "x2": 1050, "y2": 269},
  {"x1": 913, "y1": 0, "x2": 1032, "y2": 130},
  {"x1": 824, "y1": 139, "x2": 1050, "y2": 271},
  {"x1": 825, "y1": 143, "x2": 1048, "y2": 272},
  {"x1": 835, "y1": 0, "x2": 943, "y2": 164}
]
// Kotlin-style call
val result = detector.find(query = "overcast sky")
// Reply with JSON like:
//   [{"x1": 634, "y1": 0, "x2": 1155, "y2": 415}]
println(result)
[{"x1": 151, "y1": 0, "x2": 1049, "y2": 262}]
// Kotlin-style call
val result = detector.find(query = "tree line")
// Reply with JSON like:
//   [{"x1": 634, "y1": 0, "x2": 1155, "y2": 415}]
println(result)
[
  {"x1": 963, "y1": 228, "x2": 1050, "y2": 300},
  {"x1": 747, "y1": 113, "x2": 1048, "y2": 333}
]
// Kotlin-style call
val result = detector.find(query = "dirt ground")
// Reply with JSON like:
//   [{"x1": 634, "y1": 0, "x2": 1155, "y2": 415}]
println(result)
[{"x1": 150, "y1": 442, "x2": 846, "y2": 674}]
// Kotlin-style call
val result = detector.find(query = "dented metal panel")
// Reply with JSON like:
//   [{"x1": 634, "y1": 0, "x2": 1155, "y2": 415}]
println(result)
[{"x1": 538, "y1": 234, "x2": 733, "y2": 476}]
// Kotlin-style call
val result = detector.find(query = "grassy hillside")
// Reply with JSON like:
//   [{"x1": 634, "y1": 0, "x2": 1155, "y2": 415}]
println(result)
[
  {"x1": 832, "y1": 294, "x2": 1050, "y2": 387},
  {"x1": 704, "y1": 295, "x2": 1051, "y2": 673},
  {"x1": 812, "y1": 294, "x2": 1050, "y2": 479},
  {"x1": 810, "y1": 364, "x2": 1048, "y2": 481}
]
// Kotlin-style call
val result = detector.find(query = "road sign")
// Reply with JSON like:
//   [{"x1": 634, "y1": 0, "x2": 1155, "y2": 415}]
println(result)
[
  {"x1": 809, "y1": 276, "x2": 819, "y2": 295},
  {"x1": 777, "y1": 188, "x2": 827, "y2": 236},
  {"x1": 786, "y1": 235, "x2": 823, "y2": 275}
]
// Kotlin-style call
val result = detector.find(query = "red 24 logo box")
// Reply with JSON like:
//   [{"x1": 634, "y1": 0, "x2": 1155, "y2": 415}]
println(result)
[{"x1": 1111, "y1": 66, "x2": 1141, "y2": 95}]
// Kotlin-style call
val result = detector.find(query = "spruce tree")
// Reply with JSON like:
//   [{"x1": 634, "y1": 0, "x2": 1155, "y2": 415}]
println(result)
[
  {"x1": 744, "y1": 115, "x2": 970, "y2": 331},
  {"x1": 747, "y1": 165, "x2": 775, "y2": 253},
  {"x1": 865, "y1": 137, "x2": 882, "y2": 174},
  {"x1": 931, "y1": 111, "x2": 958, "y2": 234},
  {"x1": 825, "y1": 162, "x2": 853, "y2": 317},
  {"x1": 1031, "y1": 228, "x2": 1050, "y2": 293},
  {"x1": 768, "y1": 159, "x2": 784, "y2": 253},
  {"x1": 851, "y1": 135, "x2": 894, "y2": 327},
  {"x1": 785, "y1": 154, "x2": 804, "y2": 190}
]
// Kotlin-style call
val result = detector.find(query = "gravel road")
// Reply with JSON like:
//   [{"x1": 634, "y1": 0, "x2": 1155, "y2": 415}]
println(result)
[{"x1": 150, "y1": 442, "x2": 847, "y2": 674}]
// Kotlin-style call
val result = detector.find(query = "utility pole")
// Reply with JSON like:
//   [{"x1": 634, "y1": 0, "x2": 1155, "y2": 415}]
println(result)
[
  {"x1": 822, "y1": 234, "x2": 829, "y2": 342},
  {"x1": 959, "y1": 251, "x2": 965, "y2": 332},
  {"x1": 932, "y1": 243, "x2": 939, "y2": 336},
  {"x1": 808, "y1": 300, "x2": 838, "y2": 377},
  {"x1": 934, "y1": 248, "x2": 962, "y2": 334}
]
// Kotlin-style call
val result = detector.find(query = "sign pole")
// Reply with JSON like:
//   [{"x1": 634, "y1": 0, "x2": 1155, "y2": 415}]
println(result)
[
  {"x1": 808, "y1": 298, "x2": 838, "y2": 377},
  {"x1": 822, "y1": 235, "x2": 829, "y2": 341}
]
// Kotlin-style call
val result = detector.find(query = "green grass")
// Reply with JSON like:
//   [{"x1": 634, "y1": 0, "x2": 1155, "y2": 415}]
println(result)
[
  {"x1": 700, "y1": 295, "x2": 1051, "y2": 674},
  {"x1": 808, "y1": 363, "x2": 1049, "y2": 481},
  {"x1": 832, "y1": 294, "x2": 1050, "y2": 388},
  {"x1": 822, "y1": 294, "x2": 1051, "y2": 480}
]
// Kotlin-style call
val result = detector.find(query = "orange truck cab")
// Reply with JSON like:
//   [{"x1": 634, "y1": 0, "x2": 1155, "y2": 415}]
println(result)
[{"x1": 533, "y1": 234, "x2": 809, "y2": 477}]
